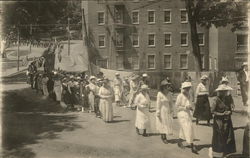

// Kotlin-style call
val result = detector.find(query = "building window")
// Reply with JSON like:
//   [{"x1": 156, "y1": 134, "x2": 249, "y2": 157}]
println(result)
[
  {"x1": 180, "y1": 32, "x2": 188, "y2": 46},
  {"x1": 148, "y1": 55, "x2": 155, "y2": 69},
  {"x1": 148, "y1": 33, "x2": 155, "y2": 47},
  {"x1": 97, "y1": 12, "x2": 105, "y2": 25},
  {"x1": 180, "y1": 9, "x2": 188, "y2": 23},
  {"x1": 96, "y1": 59, "x2": 108, "y2": 68},
  {"x1": 132, "y1": 11, "x2": 139, "y2": 24},
  {"x1": 164, "y1": 10, "x2": 171, "y2": 23},
  {"x1": 164, "y1": 33, "x2": 172, "y2": 46},
  {"x1": 98, "y1": 35, "x2": 105, "y2": 47},
  {"x1": 114, "y1": 6, "x2": 124, "y2": 24},
  {"x1": 180, "y1": 54, "x2": 188, "y2": 69},
  {"x1": 115, "y1": 31, "x2": 123, "y2": 47},
  {"x1": 163, "y1": 54, "x2": 172, "y2": 69},
  {"x1": 198, "y1": 33, "x2": 205, "y2": 46},
  {"x1": 129, "y1": 56, "x2": 139, "y2": 70},
  {"x1": 236, "y1": 34, "x2": 248, "y2": 51},
  {"x1": 132, "y1": 33, "x2": 139, "y2": 47},
  {"x1": 116, "y1": 56, "x2": 124, "y2": 70},
  {"x1": 148, "y1": 10, "x2": 155, "y2": 24}
]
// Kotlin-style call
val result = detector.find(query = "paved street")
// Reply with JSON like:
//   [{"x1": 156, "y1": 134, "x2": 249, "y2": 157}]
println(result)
[{"x1": 1, "y1": 83, "x2": 248, "y2": 158}]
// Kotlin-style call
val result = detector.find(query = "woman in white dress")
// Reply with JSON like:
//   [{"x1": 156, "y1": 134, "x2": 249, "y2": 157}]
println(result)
[
  {"x1": 156, "y1": 80, "x2": 174, "y2": 144},
  {"x1": 41, "y1": 74, "x2": 49, "y2": 97},
  {"x1": 176, "y1": 82, "x2": 198, "y2": 154},
  {"x1": 86, "y1": 76, "x2": 98, "y2": 113},
  {"x1": 135, "y1": 84, "x2": 151, "y2": 137},
  {"x1": 99, "y1": 78, "x2": 114, "y2": 123},
  {"x1": 53, "y1": 75, "x2": 62, "y2": 103}
]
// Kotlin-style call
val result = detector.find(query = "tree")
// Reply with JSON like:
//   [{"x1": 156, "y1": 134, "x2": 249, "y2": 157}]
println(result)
[{"x1": 184, "y1": 0, "x2": 247, "y2": 72}]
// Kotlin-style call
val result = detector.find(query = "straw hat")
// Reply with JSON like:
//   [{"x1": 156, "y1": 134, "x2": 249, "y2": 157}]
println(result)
[
  {"x1": 115, "y1": 72, "x2": 120, "y2": 76},
  {"x1": 242, "y1": 62, "x2": 248, "y2": 66},
  {"x1": 89, "y1": 76, "x2": 96, "y2": 80},
  {"x1": 142, "y1": 73, "x2": 148, "y2": 77},
  {"x1": 215, "y1": 84, "x2": 233, "y2": 91},
  {"x1": 181, "y1": 82, "x2": 192, "y2": 89},
  {"x1": 141, "y1": 84, "x2": 150, "y2": 90},
  {"x1": 201, "y1": 75, "x2": 208, "y2": 80}
]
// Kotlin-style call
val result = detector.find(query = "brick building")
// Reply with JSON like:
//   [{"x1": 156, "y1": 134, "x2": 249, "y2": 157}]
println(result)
[{"x1": 82, "y1": 0, "x2": 209, "y2": 72}]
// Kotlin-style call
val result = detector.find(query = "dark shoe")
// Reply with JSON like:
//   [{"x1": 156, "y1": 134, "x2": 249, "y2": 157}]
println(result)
[
  {"x1": 161, "y1": 134, "x2": 168, "y2": 144},
  {"x1": 136, "y1": 128, "x2": 140, "y2": 135},
  {"x1": 142, "y1": 129, "x2": 148, "y2": 137},
  {"x1": 196, "y1": 119, "x2": 199, "y2": 125},
  {"x1": 191, "y1": 144, "x2": 198, "y2": 154},
  {"x1": 178, "y1": 142, "x2": 185, "y2": 149}
]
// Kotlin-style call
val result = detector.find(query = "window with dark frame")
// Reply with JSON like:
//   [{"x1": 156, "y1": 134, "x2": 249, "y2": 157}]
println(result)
[
  {"x1": 96, "y1": 59, "x2": 108, "y2": 68},
  {"x1": 97, "y1": 12, "x2": 105, "y2": 25},
  {"x1": 164, "y1": 33, "x2": 171, "y2": 46},
  {"x1": 180, "y1": 54, "x2": 188, "y2": 69},
  {"x1": 148, "y1": 10, "x2": 155, "y2": 23},
  {"x1": 132, "y1": 11, "x2": 139, "y2": 24},
  {"x1": 198, "y1": 33, "x2": 204, "y2": 46},
  {"x1": 98, "y1": 35, "x2": 105, "y2": 47},
  {"x1": 164, "y1": 10, "x2": 171, "y2": 23},
  {"x1": 148, "y1": 55, "x2": 155, "y2": 69},
  {"x1": 180, "y1": 9, "x2": 188, "y2": 23},
  {"x1": 132, "y1": 33, "x2": 139, "y2": 47},
  {"x1": 148, "y1": 34, "x2": 155, "y2": 46},
  {"x1": 237, "y1": 34, "x2": 248, "y2": 51},
  {"x1": 180, "y1": 33, "x2": 188, "y2": 46},
  {"x1": 164, "y1": 54, "x2": 172, "y2": 69}
]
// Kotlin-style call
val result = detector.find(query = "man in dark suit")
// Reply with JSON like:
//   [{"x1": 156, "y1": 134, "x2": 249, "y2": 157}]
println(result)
[{"x1": 237, "y1": 62, "x2": 249, "y2": 106}]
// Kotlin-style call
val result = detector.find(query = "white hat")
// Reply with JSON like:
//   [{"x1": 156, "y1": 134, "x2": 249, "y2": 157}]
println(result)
[
  {"x1": 89, "y1": 76, "x2": 96, "y2": 80},
  {"x1": 181, "y1": 82, "x2": 192, "y2": 89},
  {"x1": 70, "y1": 75, "x2": 74, "y2": 79},
  {"x1": 141, "y1": 84, "x2": 150, "y2": 90},
  {"x1": 215, "y1": 84, "x2": 233, "y2": 91},
  {"x1": 221, "y1": 77, "x2": 229, "y2": 83},
  {"x1": 242, "y1": 62, "x2": 248, "y2": 66},
  {"x1": 76, "y1": 77, "x2": 81, "y2": 80},
  {"x1": 142, "y1": 73, "x2": 148, "y2": 77},
  {"x1": 115, "y1": 72, "x2": 120, "y2": 76},
  {"x1": 201, "y1": 75, "x2": 208, "y2": 80},
  {"x1": 53, "y1": 71, "x2": 58, "y2": 75}
]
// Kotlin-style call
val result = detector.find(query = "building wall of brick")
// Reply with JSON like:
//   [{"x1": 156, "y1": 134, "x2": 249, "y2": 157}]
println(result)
[{"x1": 83, "y1": 0, "x2": 210, "y2": 72}]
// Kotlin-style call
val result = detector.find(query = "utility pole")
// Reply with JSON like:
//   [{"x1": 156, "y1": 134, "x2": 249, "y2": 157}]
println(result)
[
  {"x1": 67, "y1": 17, "x2": 70, "y2": 56},
  {"x1": 17, "y1": 26, "x2": 20, "y2": 71}
]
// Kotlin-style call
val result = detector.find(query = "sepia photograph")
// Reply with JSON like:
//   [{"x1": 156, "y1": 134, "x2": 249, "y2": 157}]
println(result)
[{"x1": 0, "y1": 0, "x2": 250, "y2": 158}]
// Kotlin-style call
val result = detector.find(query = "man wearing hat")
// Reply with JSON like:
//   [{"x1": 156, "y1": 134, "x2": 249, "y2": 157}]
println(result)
[
  {"x1": 237, "y1": 62, "x2": 249, "y2": 106},
  {"x1": 113, "y1": 73, "x2": 123, "y2": 107}
]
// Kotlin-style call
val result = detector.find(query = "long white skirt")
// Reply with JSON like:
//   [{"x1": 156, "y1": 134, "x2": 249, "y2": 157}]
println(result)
[
  {"x1": 135, "y1": 106, "x2": 149, "y2": 129},
  {"x1": 42, "y1": 85, "x2": 49, "y2": 96},
  {"x1": 99, "y1": 98, "x2": 113, "y2": 122},
  {"x1": 54, "y1": 86, "x2": 62, "y2": 101},
  {"x1": 114, "y1": 86, "x2": 121, "y2": 102},
  {"x1": 156, "y1": 106, "x2": 173, "y2": 135},
  {"x1": 177, "y1": 110, "x2": 195, "y2": 144},
  {"x1": 88, "y1": 92, "x2": 95, "y2": 111}
]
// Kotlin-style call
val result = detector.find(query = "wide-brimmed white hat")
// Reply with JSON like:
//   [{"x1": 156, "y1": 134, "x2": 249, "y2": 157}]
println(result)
[
  {"x1": 181, "y1": 82, "x2": 192, "y2": 89},
  {"x1": 115, "y1": 72, "x2": 120, "y2": 76},
  {"x1": 221, "y1": 77, "x2": 229, "y2": 83},
  {"x1": 242, "y1": 62, "x2": 248, "y2": 66},
  {"x1": 142, "y1": 73, "x2": 148, "y2": 77},
  {"x1": 201, "y1": 75, "x2": 208, "y2": 80},
  {"x1": 215, "y1": 84, "x2": 233, "y2": 91},
  {"x1": 89, "y1": 76, "x2": 96, "y2": 80},
  {"x1": 141, "y1": 84, "x2": 150, "y2": 90}
]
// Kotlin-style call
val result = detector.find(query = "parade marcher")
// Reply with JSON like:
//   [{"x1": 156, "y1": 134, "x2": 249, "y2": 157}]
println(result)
[
  {"x1": 193, "y1": 75, "x2": 212, "y2": 126},
  {"x1": 176, "y1": 82, "x2": 198, "y2": 154},
  {"x1": 42, "y1": 74, "x2": 49, "y2": 97},
  {"x1": 156, "y1": 80, "x2": 174, "y2": 144},
  {"x1": 86, "y1": 76, "x2": 98, "y2": 113},
  {"x1": 47, "y1": 74, "x2": 55, "y2": 100},
  {"x1": 37, "y1": 73, "x2": 43, "y2": 94},
  {"x1": 243, "y1": 111, "x2": 250, "y2": 157},
  {"x1": 53, "y1": 75, "x2": 62, "y2": 104},
  {"x1": 99, "y1": 78, "x2": 114, "y2": 122},
  {"x1": 79, "y1": 78, "x2": 88, "y2": 112},
  {"x1": 237, "y1": 62, "x2": 249, "y2": 107},
  {"x1": 67, "y1": 76, "x2": 77, "y2": 110},
  {"x1": 128, "y1": 75, "x2": 139, "y2": 108},
  {"x1": 220, "y1": 76, "x2": 235, "y2": 110},
  {"x1": 211, "y1": 84, "x2": 236, "y2": 158},
  {"x1": 113, "y1": 73, "x2": 123, "y2": 107},
  {"x1": 28, "y1": 62, "x2": 37, "y2": 89},
  {"x1": 94, "y1": 78, "x2": 103, "y2": 117},
  {"x1": 134, "y1": 84, "x2": 151, "y2": 137}
]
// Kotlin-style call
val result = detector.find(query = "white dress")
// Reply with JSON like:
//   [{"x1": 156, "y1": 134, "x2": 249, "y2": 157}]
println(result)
[
  {"x1": 99, "y1": 86, "x2": 113, "y2": 122},
  {"x1": 128, "y1": 80, "x2": 137, "y2": 106},
  {"x1": 176, "y1": 93, "x2": 195, "y2": 144},
  {"x1": 54, "y1": 80, "x2": 62, "y2": 101},
  {"x1": 87, "y1": 83, "x2": 98, "y2": 111},
  {"x1": 113, "y1": 78, "x2": 123, "y2": 102},
  {"x1": 134, "y1": 93, "x2": 151, "y2": 129},
  {"x1": 156, "y1": 92, "x2": 174, "y2": 135}
]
